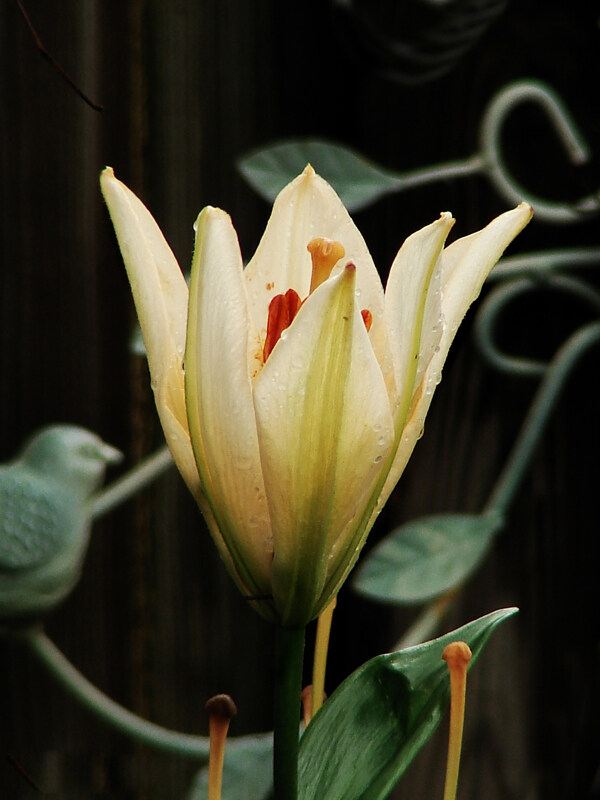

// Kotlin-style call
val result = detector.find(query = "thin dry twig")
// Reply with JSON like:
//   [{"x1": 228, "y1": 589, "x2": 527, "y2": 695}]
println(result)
[
  {"x1": 17, "y1": 0, "x2": 104, "y2": 112},
  {"x1": 7, "y1": 754, "x2": 45, "y2": 794}
]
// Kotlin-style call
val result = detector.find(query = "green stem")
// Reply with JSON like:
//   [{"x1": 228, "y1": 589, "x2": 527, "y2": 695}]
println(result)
[
  {"x1": 21, "y1": 627, "x2": 210, "y2": 759},
  {"x1": 485, "y1": 321, "x2": 600, "y2": 516},
  {"x1": 396, "y1": 321, "x2": 600, "y2": 650},
  {"x1": 388, "y1": 155, "x2": 483, "y2": 193},
  {"x1": 273, "y1": 626, "x2": 306, "y2": 800},
  {"x1": 91, "y1": 445, "x2": 173, "y2": 520}
]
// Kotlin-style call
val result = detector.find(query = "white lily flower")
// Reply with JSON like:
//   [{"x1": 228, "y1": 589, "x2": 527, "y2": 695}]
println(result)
[{"x1": 101, "y1": 165, "x2": 531, "y2": 626}]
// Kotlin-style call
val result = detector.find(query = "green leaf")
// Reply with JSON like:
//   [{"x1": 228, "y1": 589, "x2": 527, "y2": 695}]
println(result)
[
  {"x1": 237, "y1": 140, "x2": 402, "y2": 212},
  {"x1": 353, "y1": 512, "x2": 504, "y2": 605},
  {"x1": 186, "y1": 733, "x2": 273, "y2": 800},
  {"x1": 298, "y1": 608, "x2": 517, "y2": 800}
]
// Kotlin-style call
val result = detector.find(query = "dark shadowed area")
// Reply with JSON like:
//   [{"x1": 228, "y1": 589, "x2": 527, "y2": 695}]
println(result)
[{"x1": 1, "y1": 1, "x2": 599, "y2": 798}]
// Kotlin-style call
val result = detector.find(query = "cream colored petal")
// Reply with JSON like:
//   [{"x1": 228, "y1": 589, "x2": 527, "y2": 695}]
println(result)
[
  {"x1": 384, "y1": 213, "x2": 455, "y2": 422},
  {"x1": 439, "y1": 202, "x2": 533, "y2": 342},
  {"x1": 253, "y1": 266, "x2": 394, "y2": 625},
  {"x1": 243, "y1": 166, "x2": 386, "y2": 356},
  {"x1": 372, "y1": 203, "x2": 533, "y2": 521},
  {"x1": 185, "y1": 206, "x2": 272, "y2": 595},
  {"x1": 100, "y1": 168, "x2": 200, "y2": 496}
]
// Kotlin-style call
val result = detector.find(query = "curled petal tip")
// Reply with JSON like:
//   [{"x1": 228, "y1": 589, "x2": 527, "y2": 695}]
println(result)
[
  {"x1": 521, "y1": 202, "x2": 534, "y2": 218},
  {"x1": 303, "y1": 164, "x2": 316, "y2": 177}
]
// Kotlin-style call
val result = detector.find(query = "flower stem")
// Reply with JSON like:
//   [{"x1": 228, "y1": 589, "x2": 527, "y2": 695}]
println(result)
[
  {"x1": 273, "y1": 626, "x2": 306, "y2": 800},
  {"x1": 21, "y1": 627, "x2": 210, "y2": 758},
  {"x1": 485, "y1": 321, "x2": 600, "y2": 517},
  {"x1": 91, "y1": 445, "x2": 173, "y2": 520},
  {"x1": 310, "y1": 597, "x2": 336, "y2": 720}
]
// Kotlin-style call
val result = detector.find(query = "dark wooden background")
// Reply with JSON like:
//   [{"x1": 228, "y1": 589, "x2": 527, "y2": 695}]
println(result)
[{"x1": 1, "y1": 1, "x2": 599, "y2": 798}]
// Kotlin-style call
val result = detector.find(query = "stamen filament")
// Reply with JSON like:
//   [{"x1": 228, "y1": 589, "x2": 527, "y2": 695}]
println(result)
[
  {"x1": 310, "y1": 596, "x2": 337, "y2": 721},
  {"x1": 205, "y1": 693, "x2": 237, "y2": 800},
  {"x1": 442, "y1": 641, "x2": 472, "y2": 800},
  {"x1": 301, "y1": 685, "x2": 314, "y2": 728}
]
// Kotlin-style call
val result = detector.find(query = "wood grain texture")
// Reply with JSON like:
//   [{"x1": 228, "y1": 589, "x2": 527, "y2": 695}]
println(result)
[{"x1": 1, "y1": 1, "x2": 599, "y2": 798}]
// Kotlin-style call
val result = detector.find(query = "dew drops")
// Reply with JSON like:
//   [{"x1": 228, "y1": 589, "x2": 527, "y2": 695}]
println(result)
[{"x1": 235, "y1": 455, "x2": 253, "y2": 470}]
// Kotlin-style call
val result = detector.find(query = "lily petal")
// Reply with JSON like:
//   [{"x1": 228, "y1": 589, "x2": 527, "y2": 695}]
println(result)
[
  {"x1": 384, "y1": 213, "x2": 455, "y2": 422},
  {"x1": 99, "y1": 168, "x2": 200, "y2": 497},
  {"x1": 375, "y1": 202, "x2": 534, "y2": 518},
  {"x1": 244, "y1": 166, "x2": 386, "y2": 351},
  {"x1": 185, "y1": 207, "x2": 273, "y2": 596},
  {"x1": 253, "y1": 266, "x2": 394, "y2": 625},
  {"x1": 439, "y1": 202, "x2": 533, "y2": 344}
]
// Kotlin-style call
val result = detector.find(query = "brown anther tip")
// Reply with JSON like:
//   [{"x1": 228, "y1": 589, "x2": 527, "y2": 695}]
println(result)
[
  {"x1": 442, "y1": 641, "x2": 472, "y2": 670},
  {"x1": 205, "y1": 693, "x2": 238, "y2": 719},
  {"x1": 345, "y1": 262, "x2": 356, "y2": 273}
]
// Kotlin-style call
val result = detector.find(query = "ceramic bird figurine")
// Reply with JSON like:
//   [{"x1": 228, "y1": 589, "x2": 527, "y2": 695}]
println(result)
[{"x1": 0, "y1": 425, "x2": 122, "y2": 621}]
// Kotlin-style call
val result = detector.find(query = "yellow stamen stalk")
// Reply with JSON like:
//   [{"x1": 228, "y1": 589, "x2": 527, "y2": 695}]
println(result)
[
  {"x1": 310, "y1": 595, "x2": 337, "y2": 721},
  {"x1": 205, "y1": 694, "x2": 237, "y2": 800},
  {"x1": 442, "y1": 641, "x2": 472, "y2": 800}
]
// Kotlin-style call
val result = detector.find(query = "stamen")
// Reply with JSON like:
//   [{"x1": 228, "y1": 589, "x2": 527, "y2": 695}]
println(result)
[
  {"x1": 307, "y1": 238, "x2": 345, "y2": 294},
  {"x1": 361, "y1": 309, "x2": 373, "y2": 332},
  {"x1": 301, "y1": 686, "x2": 313, "y2": 728},
  {"x1": 301, "y1": 685, "x2": 327, "y2": 728},
  {"x1": 442, "y1": 641, "x2": 472, "y2": 800},
  {"x1": 205, "y1": 693, "x2": 238, "y2": 800},
  {"x1": 263, "y1": 288, "x2": 302, "y2": 362}
]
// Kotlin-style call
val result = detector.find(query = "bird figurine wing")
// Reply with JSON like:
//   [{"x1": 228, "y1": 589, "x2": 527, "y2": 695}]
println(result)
[{"x1": 0, "y1": 466, "x2": 74, "y2": 571}]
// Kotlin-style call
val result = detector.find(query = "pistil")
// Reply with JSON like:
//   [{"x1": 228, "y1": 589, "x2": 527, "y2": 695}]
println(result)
[
  {"x1": 262, "y1": 238, "x2": 373, "y2": 364},
  {"x1": 307, "y1": 237, "x2": 345, "y2": 294}
]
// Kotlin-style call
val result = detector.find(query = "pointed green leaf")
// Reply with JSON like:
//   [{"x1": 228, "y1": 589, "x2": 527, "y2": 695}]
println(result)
[
  {"x1": 187, "y1": 733, "x2": 273, "y2": 800},
  {"x1": 237, "y1": 140, "x2": 402, "y2": 212},
  {"x1": 353, "y1": 512, "x2": 504, "y2": 604},
  {"x1": 298, "y1": 608, "x2": 517, "y2": 800}
]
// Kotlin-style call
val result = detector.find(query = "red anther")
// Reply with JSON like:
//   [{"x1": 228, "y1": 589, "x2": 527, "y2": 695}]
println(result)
[
  {"x1": 361, "y1": 309, "x2": 373, "y2": 332},
  {"x1": 263, "y1": 288, "x2": 303, "y2": 362}
]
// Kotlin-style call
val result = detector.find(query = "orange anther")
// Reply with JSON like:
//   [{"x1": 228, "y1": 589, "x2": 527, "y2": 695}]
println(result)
[
  {"x1": 263, "y1": 288, "x2": 303, "y2": 362},
  {"x1": 361, "y1": 309, "x2": 373, "y2": 332}
]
